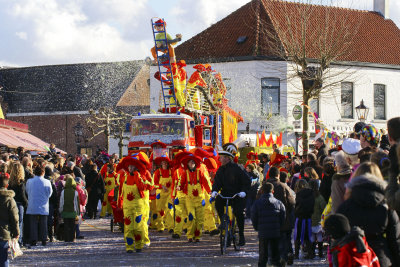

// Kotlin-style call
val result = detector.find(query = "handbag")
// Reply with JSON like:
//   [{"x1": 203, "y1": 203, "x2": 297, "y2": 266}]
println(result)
[{"x1": 9, "y1": 238, "x2": 23, "y2": 259}]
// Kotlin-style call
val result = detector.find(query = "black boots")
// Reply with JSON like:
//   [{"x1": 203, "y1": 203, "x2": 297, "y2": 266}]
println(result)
[{"x1": 318, "y1": 242, "x2": 324, "y2": 258}]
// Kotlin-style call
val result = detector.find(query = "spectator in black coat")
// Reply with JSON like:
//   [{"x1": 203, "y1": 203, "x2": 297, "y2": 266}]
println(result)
[
  {"x1": 45, "y1": 166, "x2": 59, "y2": 242},
  {"x1": 245, "y1": 163, "x2": 260, "y2": 219},
  {"x1": 85, "y1": 164, "x2": 105, "y2": 219},
  {"x1": 8, "y1": 163, "x2": 27, "y2": 246},
  {"x1": 294, "y1": 179, "x2": 315, "y2": 259},
  {"x1": 319, "y1": 159, "x2": 335, "y2": 203},
  {"x1": 251, "y1": 183, "x2": 285, "y2": 267},
  {"x1": 337, "y1": 174, "x2": 400, "y2": 267}
]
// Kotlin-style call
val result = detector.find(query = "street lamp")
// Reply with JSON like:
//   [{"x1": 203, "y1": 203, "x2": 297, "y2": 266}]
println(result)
[
  {"x1": 73, "y1": 122, "x2": 84, "y2": 154},
  {"x1": 355, "y1": 99, "x2": 369, "y2": 122}
]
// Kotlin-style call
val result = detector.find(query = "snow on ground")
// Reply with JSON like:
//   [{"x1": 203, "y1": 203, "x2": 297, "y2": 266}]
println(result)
[{"x1": 11, "y1": 218, "x2": 328, "y2": 266}]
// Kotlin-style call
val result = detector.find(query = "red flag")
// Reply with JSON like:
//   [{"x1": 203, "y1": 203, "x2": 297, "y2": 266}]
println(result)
[
  {"x1": 260, "y1": 130, "x2": 267, "y2": 146},
  {"x1": 276, "y1": 132, "x2": 283, "y2": 147},
  {"x1": 266, "y1": 132, "x2": 273, "y2": 147},
  {"x1": 256, "y1": 132, "x2": 260, "y2": 147}
]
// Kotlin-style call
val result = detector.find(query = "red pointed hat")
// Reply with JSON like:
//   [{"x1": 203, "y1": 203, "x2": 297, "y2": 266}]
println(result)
[
  {"x1": 193, "y1": 64, "x2": 206, "y2": 72},
  {"x1": 154, "y1": 155, "x2": 171, "y2": 166},
  {"x1": 190, "y1": 147, "x2": 215, "y2": 159},
  {"x1": 151, "y1": 141, "x2": 167, "y2": 149},
  {"x1": 177, "y1": 60, "x2": 186, "y2": 67},
  {"x1": 204, "y1": 157, "x2": 218, "y2": 172},
  {"x1": 174, "y1": 151, "x2": 192, "y2": 164},
  {"x1": 155, "y1": 19, "x2": 166, "y2": 26},
  {"x1": 181, "y1": 154, "x2": 202, "y2": 169},
  {"x1": 269, "y1": 153, "x2": 287, "y2": 166},
  {"x1": 246, "y1": 151, "x2": 258, "y2": 160},
  {"x1": 119, "y1": 155, "x2": 146, "y2": 173}
]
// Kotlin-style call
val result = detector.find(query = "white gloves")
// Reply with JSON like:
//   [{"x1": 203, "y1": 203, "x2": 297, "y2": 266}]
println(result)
[
  {"x1": 211, "y1": 191, "x2": 218, "y2": 198},
  {"x1": 238, "y1": 192, "x2": 246, "y2": 198}
]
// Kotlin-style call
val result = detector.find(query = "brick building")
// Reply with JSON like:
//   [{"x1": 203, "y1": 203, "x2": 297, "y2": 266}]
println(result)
[{"x1": 0, "y1": 60, "x2": 150, "y2": 155}]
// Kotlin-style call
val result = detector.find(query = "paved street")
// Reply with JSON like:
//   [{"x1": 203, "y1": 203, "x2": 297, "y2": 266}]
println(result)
[{"x1": 12, "y1": 218, "x2": 327, "y2": 266}]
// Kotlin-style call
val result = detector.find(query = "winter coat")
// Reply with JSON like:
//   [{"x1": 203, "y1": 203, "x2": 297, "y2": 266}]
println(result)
[
  {"x1": 248, "y1": 171, "x2": 260, "y2": 199},
  {"x1": 26, "y1": 175, "x2": 53, "y2": 215},
  {"x1": 45, "y1": 176, "x2": 59, "y2": 209},
  {"x1": 319, "y1": 172, "x2": 333, "y2": 203},
  {"x1": 385, "y1": 145, "x2": 400, "y2": 216},
  {"x1": 331, "y1": 172, "x2": 351, "y2": 213},
  {"x1": 59, "y1": 178, "x2": 80, "y2": 219},
  {"x1": 85, "y1": 170, "x2": 105, "y2": 197},
  {"x1": 8, "y1": 182, "x2": 28, "y2": 208},
  {"x1": 331, "y1": 226, "x2": 380, "y2": 267},
  {"x1": 212, "y1": 161, "x2": 251, "y2": 197},
  {"x1": 251, "y1": 193, "x2": 285, "y2": 239},
  {"x1": 317, "y1": 144, "x2": 328, "y2": 160},
  {"x1": 267, "y1": 177, "x2": 296, "y2": 231},
  {"x1": 337, "y1": 175, "x2": 400, "y2": 267},
  {"x1": 311, "y1": 194, "x2": 326, "y2": 226},
  {"x1": 0, "y1": 188, "x2": 19, "y2": 241},
  {"x1": 73, "y1": 166, "x2": 85, "y2": 180},
  {"x1": 295, "y1": 188, "x2": 315, "y2": 219},
  {"x1": 76, "y1": 184, "x2": 88, "y2": 214}
]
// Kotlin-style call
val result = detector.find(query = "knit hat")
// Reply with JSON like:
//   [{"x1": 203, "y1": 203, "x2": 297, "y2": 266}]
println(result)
[
  {"x1": 360, "y1": 124, "x2": 381, "y2": 147},
  {"x1": 324, "y1": 214, "x2": 351, "y2": 239}
]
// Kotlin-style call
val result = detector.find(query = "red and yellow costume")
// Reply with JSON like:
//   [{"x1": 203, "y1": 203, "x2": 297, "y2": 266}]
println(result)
[
  {"x1": 100, "y1": 163, "x2": 117, "y2": 217},
  {"x1": 179, "y1": 155, "x2": 212, "y2": 241},
  {"x1": 171, "y1": 60, "x2": 187, "y2": 107},
  {"x1": 187, "y1": 64, "x2": 207, "y2": 110},
  {"x1": 152, "y1": 156, "x2": 174, "y2": 232},
  {"x1": 117, "y1": 153, "x2": 152, "y2": 252}
]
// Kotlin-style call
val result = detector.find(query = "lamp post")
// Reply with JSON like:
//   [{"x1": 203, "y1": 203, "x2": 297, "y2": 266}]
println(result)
[
  {"x1": 73, "y1": 122, "x2": 83, "y2": 154},
  {"x1": 355, "y1": 99, "x2": 369, "y2": 122}
]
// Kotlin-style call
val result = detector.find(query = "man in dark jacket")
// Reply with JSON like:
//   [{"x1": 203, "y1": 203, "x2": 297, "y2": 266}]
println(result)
[
  {"x1": 211, "y1": 143, "x2": 251, "y2": 246},
  {"x1": 0, "y1": 173, "x2": 19, "y2": 266},
  {"x1": 85, "y1": 164, "x2": 105, "y2": 219},
  {"x1": 251, "y1": 183, "x2": 285, "y2": 267},
  {"x1": 314, "y1": 138, "x2": 328, "y2": 161},
  {"x1": 267, "y1": 167, "x2": 296, "y2": 265},
  {"x1": 337, "y1": 174, "x2": 400, "y2": 267}
]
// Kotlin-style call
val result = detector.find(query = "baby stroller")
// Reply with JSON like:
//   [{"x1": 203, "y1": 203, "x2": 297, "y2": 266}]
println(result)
[{"x1": 108, "y1": 187, "x2": 124, "y2": 233}]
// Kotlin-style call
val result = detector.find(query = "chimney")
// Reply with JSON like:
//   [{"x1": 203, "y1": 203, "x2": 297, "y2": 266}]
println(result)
[{"x1": 374, "y1": 0, "x2": 389, "y2": 19}]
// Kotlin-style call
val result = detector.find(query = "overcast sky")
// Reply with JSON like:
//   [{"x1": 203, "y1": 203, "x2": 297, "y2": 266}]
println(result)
[{"x1": 0, "y1": 0, "x2": 399, "y2": 67}]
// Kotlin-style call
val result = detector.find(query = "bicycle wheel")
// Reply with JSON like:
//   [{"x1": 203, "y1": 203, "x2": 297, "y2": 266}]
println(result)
[
  {"x1": 220, "y1": 215, "x2": 229, "y2": 255},
  {"x1": 231, "y1": 219, "x2": 240, "y2": 251}
]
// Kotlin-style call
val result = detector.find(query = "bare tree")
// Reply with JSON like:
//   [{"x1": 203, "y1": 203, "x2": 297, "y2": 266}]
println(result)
[
  {"x1": 256, "y1": 0, "x2": 362, "y2": 154},
  {"x1": 86, "y1": 107, "x2": 132, "y2": 156}
]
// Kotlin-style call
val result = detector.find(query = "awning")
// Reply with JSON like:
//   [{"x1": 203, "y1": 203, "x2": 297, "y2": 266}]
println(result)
[{"x1": 0, "y1": 127, "x2": 66, "y2": 153}]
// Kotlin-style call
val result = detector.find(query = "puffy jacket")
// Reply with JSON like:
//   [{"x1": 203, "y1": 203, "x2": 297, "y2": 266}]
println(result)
[
  {"x1": 212, "y1": 161, "x2": 251, "y2": 197},
  {"x1": 267, "y1": 177, "x2": 296, "y2": 231},
  {"x1": 251, "y1": 193, "x2": 285, "y2": 239},
  {"x1": 0, "y1": 188, "x2": 19, "y2": 241},
  {"x1": 26, "y1": 175, "x2": 53, "y2": 215},
  {"x1": 295, "y1": 188, "x2": 315, "y2": 219},
  {"x1": 337, "y1": 175, "x2": 400, "y2": 267}
]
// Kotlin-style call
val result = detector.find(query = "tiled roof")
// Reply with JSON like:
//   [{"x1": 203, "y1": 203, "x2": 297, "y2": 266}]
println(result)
[
  {"x1": 176, "y1": 0, "x2": 400, "y2": 66},
  {"x1": 0, "y1": 61, "x2": 145, "y2": 114}
]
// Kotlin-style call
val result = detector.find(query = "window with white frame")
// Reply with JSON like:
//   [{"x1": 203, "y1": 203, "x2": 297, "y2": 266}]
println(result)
[
  {"x1": 261, "y1": 78, "x2": 280, "y2": 115},
  {"x1": 374, "y1": 84, "x2": 386, "y2": 120},
  {"x1": 341, "y1": 82, "x2": 353, "y2": 119}
]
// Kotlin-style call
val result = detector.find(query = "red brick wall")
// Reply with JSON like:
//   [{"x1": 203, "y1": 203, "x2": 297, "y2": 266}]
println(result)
[{"x1": 9, "y1": 114, "x2": 106, "y2": 155}]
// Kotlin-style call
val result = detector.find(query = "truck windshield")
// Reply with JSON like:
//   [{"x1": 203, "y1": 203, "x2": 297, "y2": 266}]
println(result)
[{"x1": 131, "y1": 119, "x2": 185, "y2": 137}]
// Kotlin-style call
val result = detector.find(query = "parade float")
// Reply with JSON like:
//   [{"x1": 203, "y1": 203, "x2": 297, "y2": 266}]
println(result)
[{"x1": 127, "y1": 18, "x2": 243, "y2": 156}]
